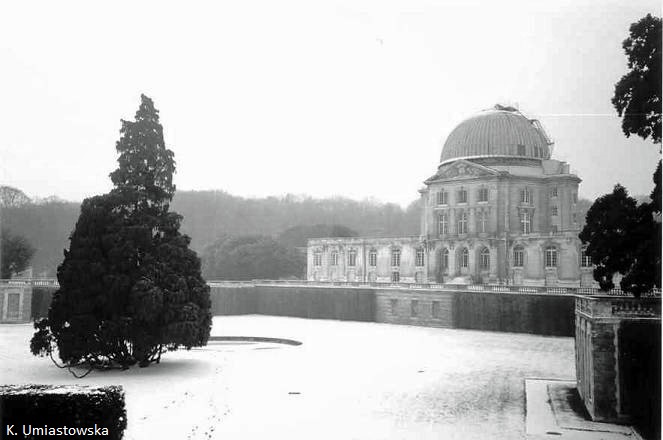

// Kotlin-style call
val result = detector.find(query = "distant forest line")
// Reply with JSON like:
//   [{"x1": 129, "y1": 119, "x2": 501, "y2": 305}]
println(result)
[{"x1": 2, "y1": 190, "x2": 421, "y2": 277}]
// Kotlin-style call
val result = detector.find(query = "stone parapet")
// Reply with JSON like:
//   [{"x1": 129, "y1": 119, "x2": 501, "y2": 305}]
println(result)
[{"x1": 575, "y1": 295, "x2": 661, "y2": 429}]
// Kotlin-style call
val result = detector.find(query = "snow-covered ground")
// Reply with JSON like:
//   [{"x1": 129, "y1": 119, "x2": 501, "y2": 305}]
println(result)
[{"x1": 1, "y1": 316, "x2": 575, "y2": 439}]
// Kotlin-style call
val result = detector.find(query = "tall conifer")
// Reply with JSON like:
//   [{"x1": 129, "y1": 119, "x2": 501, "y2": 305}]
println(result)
[{"x1": 31, "y1": 95, "x2": 211, "y2": 370}]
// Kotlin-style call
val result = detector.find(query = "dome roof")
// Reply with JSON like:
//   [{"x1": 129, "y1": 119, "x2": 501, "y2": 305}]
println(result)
[{"x1": 440, "y1": 105, "x2": 553, "y2": 165}]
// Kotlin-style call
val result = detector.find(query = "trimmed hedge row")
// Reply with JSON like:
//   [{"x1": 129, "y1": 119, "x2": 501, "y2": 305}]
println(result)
[
  {"x1": 253, "y1": 286, "x2": 375, "y2": 321},
  {"x1": 0, "y1": 384, "x2": 126, "y2": 439},
  {"x1": 209, "y1": 285, "x2": 574, "y2": 335},
  {"x1": 451, "y1": 291, "x2": 575, "y2": 336}
]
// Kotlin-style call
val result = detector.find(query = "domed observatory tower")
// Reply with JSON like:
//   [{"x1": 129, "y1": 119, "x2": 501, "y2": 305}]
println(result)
[{"x1": 420, "y1": 105, "x2": 584, "y2": 286}]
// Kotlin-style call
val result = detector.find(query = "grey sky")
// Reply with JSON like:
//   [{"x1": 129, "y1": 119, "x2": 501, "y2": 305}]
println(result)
[{"x1": 1, "y1": 0, "x2": 660, "y2": 207}]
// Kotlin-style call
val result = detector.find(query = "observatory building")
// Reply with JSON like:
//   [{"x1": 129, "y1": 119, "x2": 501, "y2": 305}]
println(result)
[{"x1": 307, "y1": 105, "x2": 593, "y2": 287}]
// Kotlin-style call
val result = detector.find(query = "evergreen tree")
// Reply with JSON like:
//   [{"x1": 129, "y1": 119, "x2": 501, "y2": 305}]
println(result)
[{"x1": 31, "y1": 95, "x2": 211, "y2": 370}]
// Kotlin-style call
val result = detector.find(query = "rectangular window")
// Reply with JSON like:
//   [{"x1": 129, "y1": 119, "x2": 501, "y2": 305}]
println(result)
[
  {"x1": 314, "y1": 252, "x2": 322, "y2": 266},
  {"x1": 411, "y1": 300, "x2": 419, "y2": 317},
  {"x1": 348, "y1": 250, "x2": 357, "y2": 267},
  {"x1": 573, "y1": 192, "x2": 578, "y2": 203},
  {"x1": 551, "y1": 225, "x2": 558, "y2": 233},
  {"x1": 520, "y1": 188, "x2": 531, "y2": 204},
  {"x1": 551, "y1": 206, "x2": 558, "y2": 216},
  {"x1": 478, "y1": 187, "x2": 488, "y2": 202},
  {"x1": 581, "y1": 249, "x2": 592, "y2": 267},
  {"x1": 390, "y1": 298, "x2": 398, "y2": 314},
  {"x1": 438, "y1": 213, "x2": 448, "y2": 235},
  {"x1": 416, "y1": 248, "x2": 425, "y2": 267},
  {"x1": 572, "y1": 212, "x2": 578, "y2": 223},
  {"x1": 458, "y1": 188, "x2": 468, "y2": 203},
  {"x1": 391, "y1": 249, "x2": 401, "y2": 267},
  {"x1": 478, "y1": 211, "x2": 488, "y2": 233},
  {"x1": 391, "y1": 271, "x2": 400, "y2": 282},
  {"x1": 458, "y1": 212, "x2": 467, "y2": 234},
  {"x1": 521, "y1": 211, "x2": 531, "y2": 234},
  {"x1": 432, "y1": 301, "x2": 440, "y2": 319},
  {"x1": 517, "y1": 144, "x2": 526, "y2": 156},
  {"x1": 437, "y1": 190, "x2": 448, "y2": 205},
  {"x1": 369, "y1": 250, "x2": 377, "y2": 267},
  {"x1": 550, "y1": 187, "x2": 558, "y2": 198}
]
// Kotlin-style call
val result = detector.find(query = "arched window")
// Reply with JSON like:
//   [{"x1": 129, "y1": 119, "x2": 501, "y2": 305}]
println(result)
[
  {"x1": 520, "y1": 211, "x2": 531, "y2": 234},
  {"x1": 545, "y1": 246, "x2": 558, "y2": 268},
  {"x1": 330, "y1": 251, "x2": 338, "y2": 266},
  {"x1": 458, "y1": 211, "x2": 468, "y2": 234},
  {"x1": 313, "y1": 251, "x2": 322, "y2": 266},
  {"x1": 441, "y1": 248, "x2": 449, "y2": 270},
  {"x1": 513, "y1": 246, "x2": 524, "y2": 267},
  {"x1": 415, "y1": 248, "x2": 425, "y2": 267},
  {"x1": 368, "y1": 249, "x2": 377, "y2": 267},
  {"x1": 461, "y1": 248, "x2": 469, "y2": 268},
  {"x1": 348, "y1": 250, "x2": 357, "y2": 267},
  {"x1": 391, "y1": 248, "x2": 401, "y2": 267},
  {"x1": 479, "y1": 247, "x2": 490, "y2": 270},
  {"x1": 438, "y1": 213, "x2": 448, "y2": 235}
]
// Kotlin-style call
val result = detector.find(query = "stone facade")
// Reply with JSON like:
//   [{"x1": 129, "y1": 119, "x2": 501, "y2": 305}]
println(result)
[
  {"x1": 307, "y1": 106, "x2": 590, "y2": 287},
  {"x1": 0, "y1": 284, "x2": 33, "y2": 323}
]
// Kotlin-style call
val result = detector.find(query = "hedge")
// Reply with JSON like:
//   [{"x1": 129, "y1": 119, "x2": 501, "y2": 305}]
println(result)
[{"x1": 0, "y1": 384, "x2": 127, "y2": 439}]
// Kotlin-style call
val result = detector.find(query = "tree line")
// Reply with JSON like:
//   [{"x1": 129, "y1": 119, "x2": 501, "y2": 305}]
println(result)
[{"x1": 1, "y1": 188, "x2": 420, "y2": 277}]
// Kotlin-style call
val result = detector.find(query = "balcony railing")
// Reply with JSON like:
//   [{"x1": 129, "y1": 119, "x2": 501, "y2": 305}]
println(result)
[{"x1": 3, "y1": 278, "x2": 660, "y2": 297}]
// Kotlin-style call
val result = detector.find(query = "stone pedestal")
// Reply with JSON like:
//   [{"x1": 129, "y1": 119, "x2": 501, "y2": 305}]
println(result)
[
  {"x1": 575, "y1": 295, "x2": 661, "y2": 426},
  {"x1": 0, "y1": 283, "x2": 33, "y2": 323}
]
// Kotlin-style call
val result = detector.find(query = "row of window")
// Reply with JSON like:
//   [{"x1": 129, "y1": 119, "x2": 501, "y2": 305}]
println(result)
[
  {"x1": 437, "y1": 186, "x2": 578, "y2": 207},
  {"x1": 315, "y1": 246, "x2": 592, "y2": 270},
  {"x1": 437, "y1": 247, "x2": 490, "y2": 270},
  {"x1": 436, "y1": 187, "x2": 489, "y2": 205},
  {"x1": 437, "y1": 211, "x2": 489, "y2": 235},
  {"x1": 314, "y1": 248, "x2": 426, "y2": 268},
  {"x1": 523, "y1": 188, "x2": 579, "y2": 204},
  {"x1": 437, "y1": 245, "x2": 559, "y2": 269}
]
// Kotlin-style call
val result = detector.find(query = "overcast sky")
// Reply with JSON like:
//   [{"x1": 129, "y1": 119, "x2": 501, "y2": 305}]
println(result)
[{"x1": 1, "y1": 0, "x2": 660, "y2": 207}]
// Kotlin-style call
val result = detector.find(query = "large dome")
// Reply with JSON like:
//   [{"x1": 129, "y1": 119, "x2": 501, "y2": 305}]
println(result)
[{"x1": 440, "y1": 105, "x2": 553, "y2": 165}]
